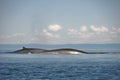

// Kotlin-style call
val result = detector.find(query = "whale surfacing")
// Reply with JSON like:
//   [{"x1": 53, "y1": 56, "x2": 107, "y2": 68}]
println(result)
[{"x1": 14, "y1": 47, "x2": 87, "y2": 54}]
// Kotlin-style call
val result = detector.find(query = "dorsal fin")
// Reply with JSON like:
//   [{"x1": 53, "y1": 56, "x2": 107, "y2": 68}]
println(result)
[{"x1": 23, "y1": 46, "x2": 26, "y2": 49}]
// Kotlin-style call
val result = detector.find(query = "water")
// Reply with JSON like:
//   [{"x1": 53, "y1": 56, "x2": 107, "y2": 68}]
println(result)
[{"x1": 0, "y1": 44, "x2": 120, "y2": 80}]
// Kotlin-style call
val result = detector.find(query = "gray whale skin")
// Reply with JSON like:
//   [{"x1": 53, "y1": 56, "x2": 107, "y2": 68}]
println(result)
[{"x1": 14, "y1": 47, "x2": 87, "y2": 54}]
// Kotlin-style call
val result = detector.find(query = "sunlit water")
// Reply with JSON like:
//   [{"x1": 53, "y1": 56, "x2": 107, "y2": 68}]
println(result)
[{"x1": 0, "y1": 53, "x2": 120, "y2": 80}]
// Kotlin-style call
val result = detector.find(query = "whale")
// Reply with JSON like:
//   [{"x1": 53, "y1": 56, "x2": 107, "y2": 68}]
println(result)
[
  {"x1": 14, "y1": 47, "x2": 87, "y2": 54},
  {"x1": 14, "y1": 47, "x2": 45, "y2": 53}
]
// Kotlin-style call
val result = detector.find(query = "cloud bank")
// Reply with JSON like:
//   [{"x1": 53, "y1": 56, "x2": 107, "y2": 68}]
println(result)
[{"x1": 0, "y1": 24, "x2": 120, "y2": 44}]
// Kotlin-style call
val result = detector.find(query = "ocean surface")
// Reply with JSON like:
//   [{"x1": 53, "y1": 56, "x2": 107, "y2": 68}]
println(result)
[{"x1": 0, "y1": 44, "x2": 120, "y2": 80}]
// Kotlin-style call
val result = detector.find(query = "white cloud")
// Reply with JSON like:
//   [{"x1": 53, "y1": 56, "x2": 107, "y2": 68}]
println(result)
[
  {"x1": 42, "y1": 29, "x2": 47, "y2": 33},
  {"x1": 68, "y1": 29, "x2": 78, "y2": 34},
  {"x1": 48, "y1": 24, "x2": 62, "y2": 32},
  {"x1": 115, "y1": 27, "x2": 120, "y2": 33},
  {"x1": 40, "y1": 29, "x2": 60, "y2": 38},
  {"x1": 42, "y1": 29, "x2": 53, "y2": 37},
  {"x1": 80, "y1": 26, "x2": 88, "y2": 32},
  {"x1": 90, "y1": 25, "x2": 109, "y2": 33}
]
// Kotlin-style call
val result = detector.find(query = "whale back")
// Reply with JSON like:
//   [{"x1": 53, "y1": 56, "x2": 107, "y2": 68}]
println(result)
[{"x1": 14, "y1": 47, "x2": 87, "y2": 54}]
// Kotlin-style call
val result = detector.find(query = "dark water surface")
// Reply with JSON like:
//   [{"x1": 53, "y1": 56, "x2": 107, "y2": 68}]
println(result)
[{"x1": 0, "y1": 53, "x2": 120, "y2": 80}]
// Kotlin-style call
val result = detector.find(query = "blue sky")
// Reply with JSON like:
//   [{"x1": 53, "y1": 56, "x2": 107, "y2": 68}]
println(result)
[{"x1": 0, "y1": 0, "x2": 120, "y2": 44}]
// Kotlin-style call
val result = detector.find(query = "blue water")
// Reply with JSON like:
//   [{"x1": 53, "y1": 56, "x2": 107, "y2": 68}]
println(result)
[{"x1": 0, "y1": 44, "x2": 120, "y2": 80}]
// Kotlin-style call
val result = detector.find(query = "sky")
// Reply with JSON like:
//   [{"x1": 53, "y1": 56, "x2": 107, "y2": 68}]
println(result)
[{"x1": 0, "y1": 0, "x2": 120, "y2": 44}]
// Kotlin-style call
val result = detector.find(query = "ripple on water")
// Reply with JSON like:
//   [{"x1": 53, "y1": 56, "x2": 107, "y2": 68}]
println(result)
[{"x1": 0, "y1": 54, "x2": 120, "y2": 80}]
